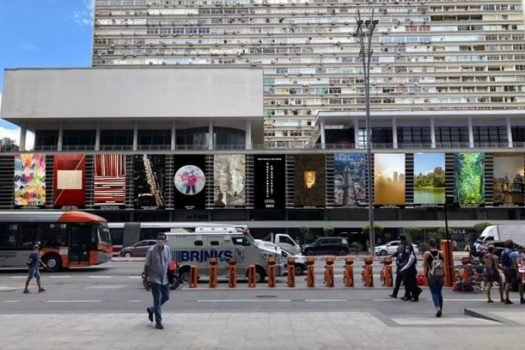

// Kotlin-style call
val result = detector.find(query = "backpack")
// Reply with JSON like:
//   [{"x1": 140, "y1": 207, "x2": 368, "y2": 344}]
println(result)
[
  {"x1": 501, "y1": 249, "x2": 512, "y2": 268},
  {"x1": 429, "y1": 251, "x2": 445, "y2": 277}
]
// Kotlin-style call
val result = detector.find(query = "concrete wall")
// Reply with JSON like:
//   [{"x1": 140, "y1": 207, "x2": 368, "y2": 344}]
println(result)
[{"x1": 1, "y1": 68, "x2": 263, "y2": 121}]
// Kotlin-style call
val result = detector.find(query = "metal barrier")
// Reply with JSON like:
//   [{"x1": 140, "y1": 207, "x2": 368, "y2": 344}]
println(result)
[
  {"x1": 382, "y1": 256, "x2": 393, "y2": 288},
  {"x1": 306, "y1": 256, "x2": 315, "y2": 288},
  {"x1": 287, "y1": 257, "x2": 296, "y2": 288},
  {"x1": 189, "y1": 265, "x2": 198, "y2": 288},
  {"x1": 209, "y1": 257, "x2": 218, "y2": 288},
  {"x1": 267, "y1": 256, "x2": 276, "y2": 288},
  {"x1": 228, "y1": 258, "x2": 237, "y2": 288},
  {"x1": 247, "y1": 264, "x2": 257, "y2": 288},
  {"x1": 344, "y1": 256, "x2": 354, "y2": 287},
  {"x1": 325, "y1": 256, "x2": 335, "y2": 288},
  {"x1": 363, "y1": 256, "x2": 374, "y2": 287}
]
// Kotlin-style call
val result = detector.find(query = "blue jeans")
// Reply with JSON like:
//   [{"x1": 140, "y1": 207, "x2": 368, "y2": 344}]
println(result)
[
  {"x1": 427, "y1": 276, "x2": 444, "y2": 310},
  {"x1": 148, "y1": 283, "x2": 170, "y2": 325}
]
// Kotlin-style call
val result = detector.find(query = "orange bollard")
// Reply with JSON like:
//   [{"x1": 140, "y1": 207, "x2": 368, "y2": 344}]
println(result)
[
  {"x1": 363, "y1": 256, "x2": 374, "y2": 287},
  {"x1": 440, "y1": 239, "x2": 453, "y2": 287},
  {"x1": 267, "y1": 256, "x2": 276, "y2": 288},
  {"x1": 190, "y1": 265, "x2": 198, "y2": 288},
  {"x1": 325, "y1": 256, "x2": 335, "y2": 288},
  {"x1": 461, "y1": 256, "x2": 471, "y2": 284},
  {"x1": 344, "y1": 256, "x2": 354, "y2": 288},
  {"x1": 287, "y1": 257, "x2": 296, "y2": 287},
  {"x1": 248, "y1": 264, "x2": 257, "y2": 288},
  {"x1": 383, "y1": 256, "x2": 393, "y2": 288},
  {"x1": 209, "y1": 257, "x2": 218, "y2": 288},
  {"x1": 228, "y1": 258, "x2": 237, "y2": 288},
  {"x1": 306, "y1": 256, "x2": 315, "y2": 288}
]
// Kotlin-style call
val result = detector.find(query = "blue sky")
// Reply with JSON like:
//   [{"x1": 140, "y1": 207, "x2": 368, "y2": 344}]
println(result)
[
  {"x1": 0, "y1": 0, "x2": 94, "y2": 147},
  {"x1": 414, "y1": 153, "x2": 445, "y2": 175}
]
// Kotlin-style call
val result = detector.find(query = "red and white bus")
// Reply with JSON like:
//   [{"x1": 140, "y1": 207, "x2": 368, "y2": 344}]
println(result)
[{"x1": 0, "y1": 211, "x2": 112, "y2": 271}]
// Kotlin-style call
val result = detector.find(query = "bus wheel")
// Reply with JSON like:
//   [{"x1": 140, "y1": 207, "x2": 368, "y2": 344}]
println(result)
[{"x1": 43, "y1": 254, "x2": 62, "y2": 272}]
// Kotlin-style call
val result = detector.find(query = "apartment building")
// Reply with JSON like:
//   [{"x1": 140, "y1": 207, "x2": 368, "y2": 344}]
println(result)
[{"x1": 92, "y1": 0, "x2": 525, "y2": 148}]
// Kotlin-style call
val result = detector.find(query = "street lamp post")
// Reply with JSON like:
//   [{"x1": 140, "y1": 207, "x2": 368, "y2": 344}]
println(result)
[{"x1": 355, "y1": 10, "x2": 378, "y2": 255}]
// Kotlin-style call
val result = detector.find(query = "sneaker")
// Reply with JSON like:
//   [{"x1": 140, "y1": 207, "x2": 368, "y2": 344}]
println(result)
[
  {"x1": 23, "y1": 289, "x2": 30, "y2": 294},
  {"x1": 389, "y1": 294, "x2": 397, "y2": 299},
  {"x1": 487, "y1": 299, "x2": 494, "y2": 303},
  {"x1": 401, "y1": 296, "x2": 410, "y2": 301},
  {"x1": 155, "y1": 323, "x2": 164, "y2": 330},
  {"x1": 436, "y1": 309, "x2": 442, "y2": 318},
  {"x1": 147, "y1": 308, "x2": 153, "y2": 322},
  {"x1": 38, "y1": 288, "x2": 45, "y2": 293},
  {"x1": 505, "y1": 299, "x2": 513, "y2": 305}
]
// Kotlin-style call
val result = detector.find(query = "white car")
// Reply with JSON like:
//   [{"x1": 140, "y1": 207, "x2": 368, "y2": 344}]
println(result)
[{"x1": 374, "y1": 240, "x2": 419, "y2": 256}]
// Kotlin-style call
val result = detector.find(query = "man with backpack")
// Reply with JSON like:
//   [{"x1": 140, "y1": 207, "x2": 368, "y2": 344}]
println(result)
[
  {"x1": 423, "y1": 239, "x2": 445, "y2": 317},
  {"x1": 501, "y1": 239, "x2": 516, "y2": 304}
]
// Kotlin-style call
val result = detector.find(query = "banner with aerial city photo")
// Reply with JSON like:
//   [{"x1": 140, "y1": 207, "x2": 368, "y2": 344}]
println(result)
[
  {"x1": 294, "y1": 154, "x2": 326, "y2": 207},
  {"x1": 94, "y1": 154, "x2": 126, "y2": 207},
  {"x1": 374, "y1": 153, "x2": 406, "y2": 205},
  {"x1": 174, "y1": 155, "x2": 207, "y2": 210},
  {"x1": 14, "y1": 154, "x2": 46, "y2": 206},
  {"x1": 254, "y1": 155, "x2": 285, "y2": 209},
  {"x1": 334, "y1": 153, "x2": 367, "y2": 206},
  {"x1": 213, "y1": 154, "x2": 246, "y2": 207},
  {"x1": 493, "y1": 154, "x2": 524, "y2": 205},
  {"x1": 454, "y1": 152, "x2": 485, "y2": 205},
  {"x1": 413, "y1": 153, "x2": 445, "y2": 205},
  {"x1": 53, "y1": 154, "x2": 86, "y2": 208},
  {"x1": 133, "y1": 154, "x2": 165, "y2": 209}
]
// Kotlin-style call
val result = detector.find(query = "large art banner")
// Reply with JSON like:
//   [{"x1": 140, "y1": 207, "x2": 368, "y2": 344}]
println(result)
[
  {"x1": 294, "y1": 154, "x2": 326, "y2": 207},
  {"x1": 174, "y1": 155, "x2": 207, "y2": 210},
  {"x1": 214, "y1": 154, "x2": 246, "y2": 207},
  {"x1": 94, "y1": 154, "x2": 126, "y2": 207},
  {"x1": 413, "y1": 153, "x2": 445, "y2": 205},
  {"x1": 14, "y1": 154, "x2": 46, "y2": 206},
  {"x1": 133, "y1": 155, "x2": 166, "y2": 209},
  {"x1": 254, "y1": 155, "x2": 285, "y2": 209},
  {"x1": 493, "y1": 154, "x2": 524, "y2": 205},
  {"x1": 374, "y1": 153, "x2": 405, "y2": 205},
  {"x1": 454, "y1": 152, "x2": 485, "y2": 205},
  {"x1": 334, "y1": 153, "x2": 367, "y2": 206},
  {"x1": 53, "y1": 154, "x2": 85, "y2": 207}
]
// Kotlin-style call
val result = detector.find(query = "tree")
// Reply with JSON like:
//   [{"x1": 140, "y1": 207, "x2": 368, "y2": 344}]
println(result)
[
  {"x1": 351, "y1": 242, "x2": 363, "y2": 255},
  {"x1": 300, "y1": 226, "x2": 313, "y2": 242},
  {"x1": 323, "y1": 225, "x2": 334, "y2": 237},
  {"x1": 473, "y1": 222, "x2": 491, "y2": 234}
]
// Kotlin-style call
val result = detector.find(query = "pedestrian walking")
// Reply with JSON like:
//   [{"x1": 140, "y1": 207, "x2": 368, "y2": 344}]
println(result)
[
  {"x1": 423, "y1": 239, "x2": 445, "y2": 317},
  {"x1": 23, "y1": 243, "x2": 47, "y2": 294},
  {"x1": 483, "y1": 245, "x2": 503, "y2": 303},
  {"x1": 143, "y1": 233, "x2": 171, "y2": 330},
  {"x1": 389, "y1": 245, "x2": 404, "y2": 298},
  {"x1": 513, "y1": 246, "x2": 525, "y2": 304},
  {"x1": 501, "y1": 239, "x2": 516, "y2": 304},
  {"x1": 400, "y1": 242, "x2": 422, "y2": 302}
]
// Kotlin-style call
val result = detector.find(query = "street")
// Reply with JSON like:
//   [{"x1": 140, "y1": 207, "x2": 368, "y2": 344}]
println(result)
[{"x1": 1, "y1": 260, "x2": 525, "y2": 349}]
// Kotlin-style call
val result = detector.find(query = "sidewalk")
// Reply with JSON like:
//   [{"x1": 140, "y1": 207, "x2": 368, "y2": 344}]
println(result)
[{"x1": 2, "y1": 309, "x2": 524, "y2": 350}]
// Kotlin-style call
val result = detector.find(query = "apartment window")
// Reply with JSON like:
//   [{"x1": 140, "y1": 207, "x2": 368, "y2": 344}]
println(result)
[
  {"x1": 397, "y1": 127, "x2": 431, "y2": 144},
  {"x1": 473, "y1": 126, "x2": 507, "y2": 144},
  {"x1": 34, "y1": 130, "x2": 58, "y2": 150},
  {"x1": 100, "y1": 129, "x2": 133, "y2": 149},
  {"x1": 435, "y1": 127, "x2": 469, "y2": 144},
  {"x1": 63, "y1": 130, "x2": 96, "y2": 149},
  {"x1": 138, "y1": 130, "x2": 171, "y2": 148}
]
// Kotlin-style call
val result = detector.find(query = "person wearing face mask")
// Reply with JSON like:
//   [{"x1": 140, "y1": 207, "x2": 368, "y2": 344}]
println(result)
[
  {"x1": 143, "y1": 233, "x2": 171, "y2": 330},
  {"x1": 400, "y1": 241, "x2": 422, "y2": 302}
]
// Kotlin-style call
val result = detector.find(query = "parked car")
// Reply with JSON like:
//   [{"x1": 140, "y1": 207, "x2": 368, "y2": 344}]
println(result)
[
  {"x1": 119, "y1": 240, "x2": 157, "y2": 257},
  {"x1": 302, "y1": 237, "x2": 350, "y2": 256},
  {"x1": 374, "y1": 240, "x2": 419, "y2": 256}
]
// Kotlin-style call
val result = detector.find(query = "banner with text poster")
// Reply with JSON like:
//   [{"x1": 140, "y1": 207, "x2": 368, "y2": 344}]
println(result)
[
  {"x1": 254, "y1": 155, "x2": 285, "y2": 209},
  {"x1": 493, "y1": 154, "x2": 524, "y2": 205},
  {"x1": 334, "y1": 153, "x2": 367, "y2": 207},
  {"x1": 14, "y1": 154, "x2": 46, "y2": 206},
  {"x1": 53, "y1": 154, "x2": 86, "y2": 208},
  {"x1": 213, "y1": 154, "x2": 246, "y2": 207},
  {"x1": 94, "y1": 154, "x2": 126, "y2": 207},
  {"x1": 133, "y1": 155, "x2": 166, "y2": 209},
  {"x1": 374, "y1": 153, "x2": 406, "y2": 205},
  {"x1": 173, "y1": 155, "x2": 207, "y2": 210},
  {"x1": 413, "y1": 153, "x2": 445, "y2": 205},
  {"x1": 294, "y1": 154, "x2": 326, "y2": 207},
  {"x1": 454, "y1": 152, "x2": 485, "y2": 205}
]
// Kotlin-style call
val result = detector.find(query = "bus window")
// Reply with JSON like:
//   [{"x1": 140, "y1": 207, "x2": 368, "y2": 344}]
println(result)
[
  {"x1": 0, "y1": 223, "x2": 16, "y2": 248},
  {"x1": 98, "y1": 224, "x2": 111, "y2": 245},
  {"x1": 17, "y1": 223, "x2": 37, "y2": 249}
]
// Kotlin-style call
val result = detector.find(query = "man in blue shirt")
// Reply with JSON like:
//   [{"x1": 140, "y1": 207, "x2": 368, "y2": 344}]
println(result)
[
  {"x1": 143, "y1": 233, "x2": 171, "y2": 330},
  {"x1": 23, "y1": 244, "x2": 47, "y2": 294}
]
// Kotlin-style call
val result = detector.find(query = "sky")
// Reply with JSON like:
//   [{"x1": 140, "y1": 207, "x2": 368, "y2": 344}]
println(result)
[
  {"x1": 0, "y1": 0, "x2": 94, "y2": 148},
  {"x1": 414, "y1": 153, "x2": 445, "y2": 175}
]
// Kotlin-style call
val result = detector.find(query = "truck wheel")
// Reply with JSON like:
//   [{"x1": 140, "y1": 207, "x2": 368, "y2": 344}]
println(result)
[
  {"x1": 295, "y1": 264, "x2": 305, "y2": 275},
  {"x1": 252, "y1": 266, "x2": 266, "y2": 283},
  {"x1": 43, "y1": 254, "x2": 62, "y2": 272},
  {"x1": 124, "y1": 252, "x2": 132, "y2": 257},
  {"x1": 379, "y1": 250, "x2": 387, "y2": 256},
  {"x1": 179, "y1": 268, "x2": 191, "y2": 284}
]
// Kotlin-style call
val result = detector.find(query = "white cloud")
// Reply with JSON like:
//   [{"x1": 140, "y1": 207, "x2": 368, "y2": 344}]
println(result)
[{"x1": 73, "y1": 0, "x2": 94, "y2": 27}]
